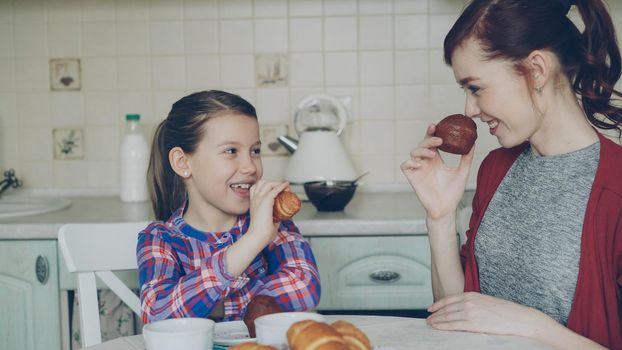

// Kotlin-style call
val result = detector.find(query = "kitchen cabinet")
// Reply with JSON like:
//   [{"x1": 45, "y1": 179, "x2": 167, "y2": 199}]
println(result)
[
  {"x1": 0, "y1": 240, "x2": 61, "y2": 350},
  {"x1": 311, "y1": 235, "x2": 433, "y2": 310}
]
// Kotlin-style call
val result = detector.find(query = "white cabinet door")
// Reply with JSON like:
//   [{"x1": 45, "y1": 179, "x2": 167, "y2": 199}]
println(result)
[
  {"x1": 0, "y1": 240, "x2": 61, "y2": 350},
  {"x1": 311, "y1": 236, "x2": 433, "y2": 310}
]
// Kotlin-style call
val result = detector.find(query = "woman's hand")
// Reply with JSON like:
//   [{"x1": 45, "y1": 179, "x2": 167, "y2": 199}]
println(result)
[
  {"x1": 426, "y1": 292, "x2": 550, "y2": 338},
  {"x1": 400, "y1": 123, "x2": 475, "y2": 220},
  {"x1": 248, "y1": 180, "x2": 289, "y2": 244}
]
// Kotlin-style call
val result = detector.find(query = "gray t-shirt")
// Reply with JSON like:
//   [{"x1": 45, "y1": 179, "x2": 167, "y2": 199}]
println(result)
[{"x1": 475, "y1": 141, "x2": 599, "y2": 325}]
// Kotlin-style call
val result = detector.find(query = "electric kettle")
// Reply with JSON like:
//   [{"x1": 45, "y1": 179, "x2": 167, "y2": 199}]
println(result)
[{"x1": 278, "y1": 94, "x2": 358, "y2": 184}]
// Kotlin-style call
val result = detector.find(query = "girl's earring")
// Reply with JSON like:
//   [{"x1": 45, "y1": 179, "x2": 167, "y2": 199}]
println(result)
[
  {"x1": 183, "y1": 171, "x2": 189, "y2": 178},
  {"x1": 535, "y1": 85, "x2": 542, "y2": 93}
]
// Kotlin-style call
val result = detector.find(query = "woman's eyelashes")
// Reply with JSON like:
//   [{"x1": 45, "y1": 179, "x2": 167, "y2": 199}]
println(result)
[
  {"x1": 465, "y1": 85, "x2": 481, "y2": 95},
  {"x1": 223, "y1": 147, "x2": 262, "y2": 156}
]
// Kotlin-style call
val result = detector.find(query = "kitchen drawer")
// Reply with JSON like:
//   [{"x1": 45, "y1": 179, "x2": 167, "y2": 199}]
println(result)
[{"x1": 311, "y1": 235, "x2": 432, "y2": 310}]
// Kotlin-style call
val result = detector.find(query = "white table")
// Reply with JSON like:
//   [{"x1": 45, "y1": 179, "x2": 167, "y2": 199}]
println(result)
[{"x1": 82, "y1": 315, "x2": 554, "y2": 350}]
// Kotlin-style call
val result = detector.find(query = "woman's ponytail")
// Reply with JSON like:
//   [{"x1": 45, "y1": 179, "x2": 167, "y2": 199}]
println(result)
[{"x1": 573, "y1": 0, "x2": 622, "y2": 135}]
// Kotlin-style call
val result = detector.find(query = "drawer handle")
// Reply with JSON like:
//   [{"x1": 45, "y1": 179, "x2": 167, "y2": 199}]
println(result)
[
  {"x1": 369, "y1": 269, "x2": 400, "y2": 283},
  {"x1": 35, "y1": 255, "x2": 49, "y2": 285}
]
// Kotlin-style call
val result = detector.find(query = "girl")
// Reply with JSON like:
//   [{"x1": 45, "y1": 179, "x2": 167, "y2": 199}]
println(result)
[
  {"x1": 137, "y1": 90, "x2": 321, "y2": 323},
  {"x1": 401, "y1": 0, "x2": 621, "y2": 349}
]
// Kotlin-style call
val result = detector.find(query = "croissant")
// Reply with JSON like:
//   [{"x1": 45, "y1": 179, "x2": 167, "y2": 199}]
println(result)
[
  {"x1": 287, "y1": 320, "x2": 349, "y2": 350},
  {"x1": 272, "y1": 190, "x2": 301, "y2": 222},
  {"x1": 228, "y1": 343, "x2": 278, "y2": 350},
  {"x1": 331, "y1": 320, "x2": 372, "y2": 350}
]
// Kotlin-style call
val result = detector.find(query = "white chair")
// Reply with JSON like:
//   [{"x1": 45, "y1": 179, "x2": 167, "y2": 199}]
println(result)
[{"x1": 58, "y1": 222, "x2": 149, "y2": 347}]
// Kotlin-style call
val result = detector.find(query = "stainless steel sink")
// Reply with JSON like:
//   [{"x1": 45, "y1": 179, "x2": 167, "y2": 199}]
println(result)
[{"x1": 0, "y1": 195, "x2": 72, "y2": 218}]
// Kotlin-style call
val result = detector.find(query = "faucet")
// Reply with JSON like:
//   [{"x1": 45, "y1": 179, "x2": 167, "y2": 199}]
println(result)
[{"x1": 0, "y1": 169, "x2": 23, "y2": 197}]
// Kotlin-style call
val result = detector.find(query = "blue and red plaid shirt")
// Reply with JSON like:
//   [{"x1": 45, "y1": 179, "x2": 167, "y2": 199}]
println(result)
[{"x1": 136, "y1": 207, "x2": 321, "y2": 323}]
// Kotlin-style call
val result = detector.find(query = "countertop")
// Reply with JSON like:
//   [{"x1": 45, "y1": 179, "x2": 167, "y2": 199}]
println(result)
[{"x1": 0, "y1": 192, "x2": 451, "y2": 240}]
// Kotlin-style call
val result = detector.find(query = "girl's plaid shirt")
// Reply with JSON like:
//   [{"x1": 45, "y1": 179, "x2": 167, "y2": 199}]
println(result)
[{"x1": 137, "y1": 208, "x2": 321, "y2": 323}]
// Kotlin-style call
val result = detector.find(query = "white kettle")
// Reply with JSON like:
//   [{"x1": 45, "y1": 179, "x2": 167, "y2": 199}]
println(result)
[{"x1": 278, "y1": 94, "x2": 357, "y2": 184}]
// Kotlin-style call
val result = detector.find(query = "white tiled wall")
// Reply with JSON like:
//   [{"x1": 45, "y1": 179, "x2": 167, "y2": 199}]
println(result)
[{"x1": 1, "y1": 0, "x2": 622, "y2": 193}]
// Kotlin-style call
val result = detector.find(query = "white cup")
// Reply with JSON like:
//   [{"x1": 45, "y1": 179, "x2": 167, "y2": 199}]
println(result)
[
  {"x1": 143, "y1": 317, "x2": 215, "y2": 350},
  {"x1": 255, "y1": 312, "x2": 325, "y2": 346}
]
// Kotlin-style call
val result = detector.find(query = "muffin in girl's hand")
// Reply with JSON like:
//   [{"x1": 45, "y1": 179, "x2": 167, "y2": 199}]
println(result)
[
  {"x1": 272, "y1": 191, "x2": 301, "y2": 222},
  {"x1": 434, "y1": 114, "x2": 478, "y2": 155}
]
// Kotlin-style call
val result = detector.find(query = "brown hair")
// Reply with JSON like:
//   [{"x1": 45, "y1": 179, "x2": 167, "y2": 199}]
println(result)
[
  {"x1": 148, "y1": 90, "x2": 257, "y2": 221},
  {"x1": 444, "y1": 0, "x2": 622, "y2": 136}
]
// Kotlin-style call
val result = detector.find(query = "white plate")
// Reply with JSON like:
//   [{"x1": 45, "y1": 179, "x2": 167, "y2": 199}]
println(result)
[{"x1": 213, "y1": 320, "x2": 255, "y2": 346}]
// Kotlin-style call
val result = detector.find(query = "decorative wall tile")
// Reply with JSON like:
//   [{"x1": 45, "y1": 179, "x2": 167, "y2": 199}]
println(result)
[
  {"x1": 255, "y1": 54, "x2": 288, "y2": 88},
  {"x1": 53, "y1": 128, "x2": 84, "y2": 160},
  {"x1": 49, "y1": 58, "x2": 81, "y2": 91}
]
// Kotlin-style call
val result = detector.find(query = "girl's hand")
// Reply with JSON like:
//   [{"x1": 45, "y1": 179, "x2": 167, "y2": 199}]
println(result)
[
  {"x1": 400, "y1": 123, "x2": 474, "y2": 220},
  {"x1": 248, "y1": 180, "x2": 289, "y2": 244},
  {"x1": 426, "y1": 292, "x2": 549, "y2": 338}
]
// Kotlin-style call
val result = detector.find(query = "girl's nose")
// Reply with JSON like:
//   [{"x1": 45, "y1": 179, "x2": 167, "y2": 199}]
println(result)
[
  {"x1": 239, "y1": 155, "x2": 257, "y2": 175},
  {"x1": 464, "y1": 95, "x2": 481, "y2": 119}
]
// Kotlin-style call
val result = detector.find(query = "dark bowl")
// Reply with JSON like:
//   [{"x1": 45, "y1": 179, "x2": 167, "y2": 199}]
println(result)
[{"x1": 303, "y1": 181, "x2": 357, "y2": 212}]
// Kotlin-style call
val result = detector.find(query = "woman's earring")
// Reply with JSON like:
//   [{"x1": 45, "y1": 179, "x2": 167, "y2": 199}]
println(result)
[
  {"x1": 182, "y1": 171, "x2": 189, "y2": 178},
  {"x1": 535, "y1": 85, "x2": 542, "y2": 93}
]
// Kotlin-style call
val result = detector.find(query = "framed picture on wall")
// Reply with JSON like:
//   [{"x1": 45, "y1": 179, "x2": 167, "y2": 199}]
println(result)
[{"x1": 50, "y1": 58, "x2": 81, "y2": 91}]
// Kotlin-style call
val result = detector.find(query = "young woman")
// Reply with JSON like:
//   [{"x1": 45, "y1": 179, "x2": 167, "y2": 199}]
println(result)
[
  {"x1": 137, "y1": 90, "x2": 320, "y2": 323},
  {"x1": 401, "y1": 0, "x2": 622, "y2": 348}
]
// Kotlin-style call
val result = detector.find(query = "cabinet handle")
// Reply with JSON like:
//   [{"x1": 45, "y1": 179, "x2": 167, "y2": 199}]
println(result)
[
  {"x1": 369, "y1": 269, "x2": 400, "y2": 283},
  {"x1": 35, "y1": 255, "x2": 49, "y2": 285}
]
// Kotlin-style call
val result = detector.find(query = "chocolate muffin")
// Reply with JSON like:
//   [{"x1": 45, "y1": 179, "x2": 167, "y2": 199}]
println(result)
[
  {"x1": 243, "y1": 295, "x2": 283, "y2": 338},
  {"x1": 434, "y1": 114, "x2": 478, "y2": 155}
]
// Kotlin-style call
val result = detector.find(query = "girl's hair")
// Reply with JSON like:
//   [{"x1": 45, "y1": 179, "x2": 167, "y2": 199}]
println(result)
[
  {"x1": 148, "y1": 90, "x2": 257, "y2": 221},
  {"x1": 444, "y1": 0, "x2": 622, "y2": 136}
]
